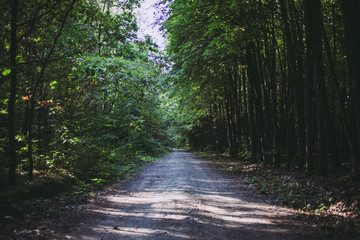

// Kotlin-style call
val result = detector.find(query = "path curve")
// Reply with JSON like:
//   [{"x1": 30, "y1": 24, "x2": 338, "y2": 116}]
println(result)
[{"x1": 63, "y1": 150, "x2": 326, "y2": 240}]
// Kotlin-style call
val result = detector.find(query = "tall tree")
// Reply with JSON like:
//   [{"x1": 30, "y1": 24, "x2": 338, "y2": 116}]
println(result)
[
  {"x1": 341, "y1": 0, "x2": 360, "y2": 176},
  {"x1": 8, "y1": 0, "x2": 19, "y2": 185},
  {"x1": 160, "y1": 0, "x2": 359, "y2": 177}
]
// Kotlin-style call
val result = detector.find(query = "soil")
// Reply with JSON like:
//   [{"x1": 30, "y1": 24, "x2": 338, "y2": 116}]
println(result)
[{"x1": 55, "y1": 150, "x2": 332, "y2": 240}]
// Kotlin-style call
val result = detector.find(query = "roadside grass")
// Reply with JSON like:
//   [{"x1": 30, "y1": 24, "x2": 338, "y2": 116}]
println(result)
[{"x1": 196, "y1": 151, "x2": 360, "y2": 238}]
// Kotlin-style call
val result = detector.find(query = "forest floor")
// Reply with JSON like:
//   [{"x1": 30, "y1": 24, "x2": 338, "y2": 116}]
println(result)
[
  {"x1": 198, "y1": 152, "x2": 360, "y2": 239},
  {"x1": 1, "y1": 150, "x2": 359, "y2": 239}
]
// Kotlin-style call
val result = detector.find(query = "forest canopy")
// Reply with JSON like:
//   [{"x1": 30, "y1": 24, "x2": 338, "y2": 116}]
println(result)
[
  {"x1": 1, "y1": 0, "x2": 360, "y2": 187},
  {"x1": 162, "y1": 0, "x2": 360, "y2": 178},
  {"x1": 1, "y1": 0, "x2": 173, "y2": 185}
]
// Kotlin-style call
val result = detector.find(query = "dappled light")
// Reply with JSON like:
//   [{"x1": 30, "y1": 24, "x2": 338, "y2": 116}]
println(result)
[
  {"x1": 65, "y1": 151, "x2": 321, "y2": 239},
  {"x1": 1, "y1": 0, "x2": 359, "y2": 238}
]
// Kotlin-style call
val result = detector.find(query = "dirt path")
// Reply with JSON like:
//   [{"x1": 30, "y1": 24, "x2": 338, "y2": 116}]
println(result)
[{"x1": 61, "y1": 150, "x2": 329, "y2": 239}]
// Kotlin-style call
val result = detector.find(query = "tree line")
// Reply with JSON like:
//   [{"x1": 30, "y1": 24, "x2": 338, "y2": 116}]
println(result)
[
  {"x1": 1, "y1": 0, "x2": 172, "y2": 185},
  {"x1": 163, "y1": 0, "x2": 360, "y2": 178}
]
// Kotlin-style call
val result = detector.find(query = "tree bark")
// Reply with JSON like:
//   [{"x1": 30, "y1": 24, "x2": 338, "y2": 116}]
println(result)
[
  {"x1": 246, "y1": 44, "x2": 264, "y2": 162},
  {"x1": 341, "y1": 0, "x2": 360, "y2": 176},
  {"x1": 304, "y1": 0, "x2": 315, "y2": 172},
  {"x1": 279, "y1": 0, "x2": 305, "y2": 169},
  {"x1": 304, "y1": 0, "x2": 329, "y2": 176},
  {"x1": 8, "y1": 0, "x2": 19, "y2": 185}
]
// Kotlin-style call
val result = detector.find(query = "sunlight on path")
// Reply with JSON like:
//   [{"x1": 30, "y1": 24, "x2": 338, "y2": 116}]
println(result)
[{"x1": 65, "y1": 151, "x2": 321, "y2": 240}]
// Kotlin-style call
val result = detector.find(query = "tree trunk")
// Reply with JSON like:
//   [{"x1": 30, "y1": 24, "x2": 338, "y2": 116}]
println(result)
[
  {"x1": 279, "y1": 0, "x2": 305, "y2": 169},
  {"x1": 246, "y1": 44, "x2": 264, "y2": 162},
  {"x1": 242, "y1": 70, "x2": 249, "y2": 145},
  {"x1": 304, "y1": 0, "x2": 315, "y2": 172},
  {"x1": 223, "y1": 74, "x2": 235, "y2": 157},
  {"x1": 341, "y1": 0, "x2": 360, "y2": 176},
  {"x1": 8, "y1": 0, "x2": 18, "y2": 185},
  {"x1": 305, "y1": 0, "x2": 329, "y2": 176}
]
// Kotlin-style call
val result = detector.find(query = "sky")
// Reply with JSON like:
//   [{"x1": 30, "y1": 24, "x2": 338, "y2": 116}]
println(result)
[{"x1": 136, "y1": 0, "x2": 167, "y2": 50}]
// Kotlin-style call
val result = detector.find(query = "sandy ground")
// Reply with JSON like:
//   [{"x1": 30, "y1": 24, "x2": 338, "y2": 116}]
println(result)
[{"x1": 59, "y1": 150, "x2": 329, "y2": 240}]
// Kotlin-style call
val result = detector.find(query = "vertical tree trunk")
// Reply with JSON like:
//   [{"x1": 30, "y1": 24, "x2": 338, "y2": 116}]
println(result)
[
  {"x1": 28, "y1": 99, "x2": 35, "y2": 181},
  {"x1": 304, "y1": 0, "x2": 315, "y2": 172},
  {"x1": 341, "y1": 0, "x2": 360, "y2": 176},
  {"x1": 233, "y1": 65, "x2": 242, "y2": 154},
  {"x1": 305, "y1": 0, "x2": 329, "y2": 176},
  {"x1": 322, "y1": 22, "x2": 348, "y2": 172},
  {"x1": 242, "y1": 70, "x2": 249, "y2": 144},
  {"x1": 236, "y1": 65, "x2": 243, "y2": 137},
  {"x1": 248, "y1": 74, "x2": 257, "y2": 161},
  {"x1": 8, "y1": 0, "x2": 18, "y2": 185},
  {"x1": 223, "y1": 74, "x2": 235, "y2": 157},
  {"x1": 230, "y1": 69, "x2": 239, "y2": 158},
  {"x1": 269, "y1": 16, "x2": 279, "y2": 166},
  {"x1": 262, "y1": 24, "x2": 273, "y2": 165},
  {"x1": 279, "y1": 0, "x2": 305, "y2": 169},
  {"x1": 246, "y1": 45, "x2": 264, "y2": 162}
]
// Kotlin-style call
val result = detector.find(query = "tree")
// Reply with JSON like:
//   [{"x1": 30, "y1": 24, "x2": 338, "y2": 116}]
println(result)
[
  {"x1": 1, "y1": 0, "x2": 174, "y2": 185},
  {"x1": 8, "y1": 0, "x2": 19, "y2": 185},
  {"x1": 341, "y1": 0, "x2": 360, "y2": 177},
  {"x1": 162, "y1": 0, "x2": 359, "y2": 177}
]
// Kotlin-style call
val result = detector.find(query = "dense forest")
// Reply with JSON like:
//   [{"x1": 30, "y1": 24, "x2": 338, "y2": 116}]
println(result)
[
  {"x1": 1, "y1": 0, "x2": 359, "y2": 187},
  {"x1": 1, "y1": 0, "x2": 176, "y2": 186},
  {"x1": 163, "y1": 0, "x2": 360, "y2": 179},
  {"x1": 1, "y1": 0, "x2": 360, "y2": 237}
]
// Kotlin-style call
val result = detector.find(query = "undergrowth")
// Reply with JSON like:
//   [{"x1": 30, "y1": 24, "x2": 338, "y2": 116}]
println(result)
[
  {"x1": 0, "y1": 153, "x2": 163, "y2": 234},
  {"x1": 197, "y1": 151, "x2": 360, "y2": 239}
]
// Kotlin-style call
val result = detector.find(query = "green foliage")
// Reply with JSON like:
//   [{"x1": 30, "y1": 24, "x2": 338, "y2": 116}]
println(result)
[
  {"x1": 0, "y1": 0, "x2": 173, "y2": 186},
  {"x1": 162, "y1": 0, "x2": 359, "y2": 179}
]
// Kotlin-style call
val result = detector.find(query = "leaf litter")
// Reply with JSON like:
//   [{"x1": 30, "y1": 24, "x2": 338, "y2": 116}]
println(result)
[{"x1": 198, "y1": 151, "x2": 360, "y2": 238}]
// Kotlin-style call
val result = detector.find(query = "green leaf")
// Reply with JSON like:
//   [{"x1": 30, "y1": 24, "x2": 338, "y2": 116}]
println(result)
[
  {"x1": 2, "y1": 69, "x2": 11, "y2": 76},
  {"x1": 50, "y1": 81, "x2": 58, "y2": 89},
  {"x1": 0, "y1": 109, "x2": 8, "y2": 114}
]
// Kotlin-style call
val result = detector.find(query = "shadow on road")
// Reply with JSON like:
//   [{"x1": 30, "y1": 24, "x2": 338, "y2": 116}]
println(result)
[{"x1": 64, "y1": 150, "x2": 328, "y2": 240}]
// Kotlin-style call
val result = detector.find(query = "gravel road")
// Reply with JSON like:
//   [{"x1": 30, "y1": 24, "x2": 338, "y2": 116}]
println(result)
[{"x1": 63, "y1": 150, "x2": 327, "y2": 240}]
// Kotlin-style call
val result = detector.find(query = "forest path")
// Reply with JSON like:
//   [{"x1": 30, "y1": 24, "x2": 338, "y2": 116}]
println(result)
[{"x1": 63, "y1": 150, "x2": 326, "y2": 240}]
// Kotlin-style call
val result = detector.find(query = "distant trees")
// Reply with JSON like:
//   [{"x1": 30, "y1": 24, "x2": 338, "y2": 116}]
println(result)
[
  {"x1": 163, "y1": 0, "x2": 360, "y2": 177},
  {"x1": 1, "y1": 0, "x2": 171, "y2": 184}
]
